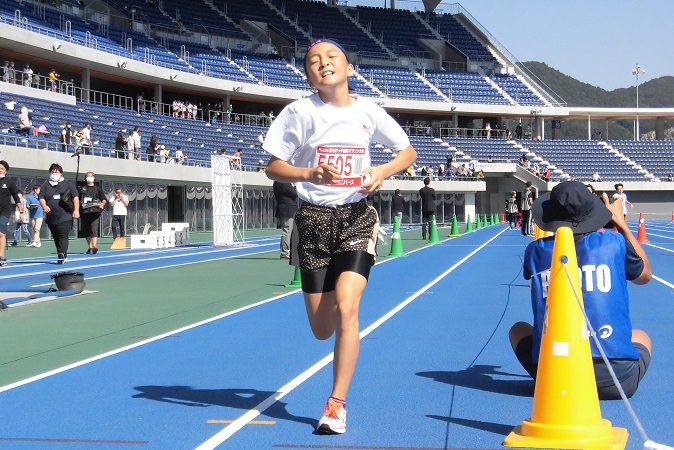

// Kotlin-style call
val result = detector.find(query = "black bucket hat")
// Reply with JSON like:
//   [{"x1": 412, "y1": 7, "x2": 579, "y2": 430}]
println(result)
[{"x1": 532, "y1": 181, "x2": 612, "y2": 234}]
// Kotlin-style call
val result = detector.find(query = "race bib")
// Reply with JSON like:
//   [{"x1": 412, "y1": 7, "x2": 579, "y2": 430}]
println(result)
[
  {"x1": 83, "y1": 196, "x2": 92, "y2": 203},
  {"x1": 53, "y1": 194, "x2": 61, "y2": 200},
  {"x1": 315, "y1": 146, "x2": 365, "y2": 187}
]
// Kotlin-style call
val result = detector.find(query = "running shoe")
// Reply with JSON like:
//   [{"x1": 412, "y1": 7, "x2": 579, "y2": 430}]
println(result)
[
  {"x1": 26, "y1": 242, "x2": 35, "y2": 247},
  {"x1": 92, "y1": 247, "x2": 98, "y2": 254},
  {"x1": 0, "y1": 257, "x2": 7, "y2": 267},
  {"x1": 57, "y1": 253, "x2": 67, "y2": 264},
  {"x1": 316, "y1": 398, "x2": 346, "y2": 434},
  {"x1": 36, "y1": 242, "x2": 41, "y2": 248},
  {"x1": 86, "y1": 249, "x2": 93, "y2": 254}
]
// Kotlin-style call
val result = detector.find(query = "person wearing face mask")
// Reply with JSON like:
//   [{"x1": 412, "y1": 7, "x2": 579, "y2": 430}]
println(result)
[
  {"x1": 78, "y1": 171, "x2": 106, "y2": 254},
  {"x1": 11, "y1": 190, "x2": 32, "y2": 246},
  {"x1": 0, "y1": 160, "x2": 25, "y2": 267},
  {"x1": 38, "y1": 163, "x2": 80, "y2": 264},
  {"x1": 25, "y1": 185, "x2": 44, "y2": 247}
]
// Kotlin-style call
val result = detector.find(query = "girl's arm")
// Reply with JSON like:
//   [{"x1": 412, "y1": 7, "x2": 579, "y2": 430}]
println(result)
[
  {"x1": 266, "y1": 156, "x2": 342, "y2": 185},
  {"x1": 361, "y1": 145, "x2": 417, "y2": 193}
]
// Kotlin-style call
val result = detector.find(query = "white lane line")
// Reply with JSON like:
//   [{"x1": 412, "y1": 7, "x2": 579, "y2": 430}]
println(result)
[
  {"x1": 0, "y1": 290, "x2": 300, "y2": 394},
  {"x1": 0, "y1": 243, "x2": 277, "y2": 283},
  {"x1": 653, "y1": 275, "x2": 674, "y2": 290},
  {"x1": 195, "y1": 229, "x2": 507, "y2": 449}
]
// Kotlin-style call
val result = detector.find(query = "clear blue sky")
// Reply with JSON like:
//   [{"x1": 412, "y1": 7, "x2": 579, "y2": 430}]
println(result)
[{"x1": 348, "y1": 0, "x2": 674, "y2": 91}]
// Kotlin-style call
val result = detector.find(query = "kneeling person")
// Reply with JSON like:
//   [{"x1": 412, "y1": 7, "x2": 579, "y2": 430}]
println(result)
[{"x1": 509, "y1": 181, "x2": 652, "y2": 399}]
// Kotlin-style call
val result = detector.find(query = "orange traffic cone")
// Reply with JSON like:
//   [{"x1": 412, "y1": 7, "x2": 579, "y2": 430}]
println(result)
[
  {"x1": 504, "y1": 227, "x2": 628, "y2": 449},
  {"x1": 500, "y1": 212, "x2": 506, "y2": 224},
  {"x1": 637, "y1": 212, "x2": 649, "y2": 243}
]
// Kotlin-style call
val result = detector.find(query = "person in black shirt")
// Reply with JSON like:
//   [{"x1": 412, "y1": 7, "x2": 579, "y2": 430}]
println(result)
[
  {"x1": 38, "y1": 163, "x2": 80, "y2": 264},
  {"x1": 79, "y1": 172, "x2": 107, "y2": 254},
  {"x1": 391, "y1": 189, "x2": 404, "y2": 225},
  {"x1": 273, "y1": 181, "x2": 298, "y2": 259},
  {"x1": 0, "y1": 160, "x2": 25, "y2": 267},
  {"x1": 419, "y1": 177, "x2": 436, "y2": 240}
]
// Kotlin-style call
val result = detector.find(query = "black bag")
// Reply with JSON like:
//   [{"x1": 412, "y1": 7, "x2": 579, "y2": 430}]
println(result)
[{"x1": 59, "y1": 187, "x2": 74, "y2": 213}]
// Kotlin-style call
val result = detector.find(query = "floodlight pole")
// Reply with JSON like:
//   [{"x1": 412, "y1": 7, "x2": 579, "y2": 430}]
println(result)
[{"x1": 632, "y1": 63, "x2": 645, "y2": 141}]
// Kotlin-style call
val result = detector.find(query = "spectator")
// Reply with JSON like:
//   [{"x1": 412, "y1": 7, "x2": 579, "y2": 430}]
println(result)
[
  {"x1": 147, "y1": 135, "x2": 159, "y2": 162},
  {"x1": 668, "y1": 172, "x2": 674, "y2": 182},
  {"x1": 78, "y1": 171, "x2": 106, "y2": 254},
  {"x1": 515, "y1": 121, "x2": 523, "y2": 139},
  {"x1": 226, "y1": 103, "x2": 233, "y2": 123},
  {"x1": 593, "y1": 171, "x2": 602, "y2": 182},
  {"x1": 78, "y1": 123, "x2": 93, "y2": 155},
  {"x1": 256, "y1": 159, "x2": 265, "y2": 172},
  {"x1": 509, "y1": 181, "x2": 652, "y2": 399},
  {"x1": 521, "y1": 181, "x2": 534, "y2": 236},
  {"x1": 257, "y1": 131, "x2": 266, "y2": 146},
  {"x1": 18, "y1": 107, "x2": 37, "y2": 136},
  {"x1": 484, "y1": 122, "x2": 491, "y2": 139},
  {"x1": 60, "y1": 122, "x2": 73, "y2": 152},
  {"x1": 25, "y1": 184, "x2": 44, "y2": 247},
  {"x1": 38, "y1": 163, "x2": 80, "y2": 264},
  {"x1": 419, "y1": 177, "x2": 436, "y2": 240},
  {"x1": 505, "y1": 190, "x2": 518, "y2": 230},
  {"x1": 11, "y1": 190, "x2": 32, "y2": 246},
  {"x1": 109, "y1": 187, "x2": 129, "y2": 240},
  {"x1": 48, "y1": 69, "x2": 59, "y2": 92},
  {"x1": 231, "y1": 149, "x2": 242, "y2": 169},
  {"x1": 131, "y1": 126, "x2": 141, "y2": 160},
  {"x1": 2, "y1": 61, "x2": 10, "y2": 83},
  {"x1": 392, "y1": 188, "x2": 404, "y2": 225},
  {"x1": 23, "y1": 64, "x2": 33, "y2": 87},
  {"x1": 174, "y1": 146, "x2": 186, "y2": 165},
  {"x1": 542, "y1": 167, "x2": 551, "y2": 182},
  {"x1": 125, "y1": 130, "x2": 135, "y2": 160},
  {"x1": 115, "y1": 131, "x2": 126, "y2": 159},
  {"x1": 0, "y1": 160, "x2": 24, "y2": 266},
  {"x1": 8, "y1": 61, "x2": 16, "y2": 84},
  {"x1": 272, "y1": 181, "x2": 298, "y2": 259}
]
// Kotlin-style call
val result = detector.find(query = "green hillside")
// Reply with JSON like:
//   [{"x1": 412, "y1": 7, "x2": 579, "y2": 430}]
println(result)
[{"x1": 521, "y1": 62, "x2": 674, "y2": 139}]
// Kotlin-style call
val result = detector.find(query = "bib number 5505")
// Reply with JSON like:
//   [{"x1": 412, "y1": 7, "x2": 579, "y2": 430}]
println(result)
[{"x1": 318, "y1": 154, "x2": 353, "y2": 177}]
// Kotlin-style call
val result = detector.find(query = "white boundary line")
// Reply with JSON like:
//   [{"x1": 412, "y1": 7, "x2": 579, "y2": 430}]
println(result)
[
  {"x1": 0, "y1": 290, "x2": 299, "y2": 394},
  {"x1": 195, "y1": 229, "x2": 507, "y2": 449}
]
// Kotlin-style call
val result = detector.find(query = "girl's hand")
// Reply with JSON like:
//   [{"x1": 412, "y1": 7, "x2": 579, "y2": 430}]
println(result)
[
  {"x1": 359, "y1": 167, "x2": 384, "y2": 194},
  {"x1": 311, "y1": 164, "x2": 341, "y2": 185}
]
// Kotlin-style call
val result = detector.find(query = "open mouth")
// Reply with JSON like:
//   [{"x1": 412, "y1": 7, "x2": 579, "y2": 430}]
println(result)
[{"x1": 321, "y1": 71, "x2": 334, "y2": 78}]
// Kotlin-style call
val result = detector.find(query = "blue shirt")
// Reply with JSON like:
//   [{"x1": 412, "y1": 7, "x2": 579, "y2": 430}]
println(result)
[
  {"x1": 26, "y1": 192, "x2": 44, "y2": 219},
  {"x1": 524, "y1": 231, "x2": 643, "y2": 362}
]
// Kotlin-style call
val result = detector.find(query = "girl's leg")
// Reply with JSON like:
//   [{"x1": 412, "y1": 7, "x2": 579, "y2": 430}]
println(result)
[
  {"x1": 303, "y1": 270, "x2": 367, "y2": 400},
  {"x1": 331, "y1": 271, "x2": 367, "y2": 400}
]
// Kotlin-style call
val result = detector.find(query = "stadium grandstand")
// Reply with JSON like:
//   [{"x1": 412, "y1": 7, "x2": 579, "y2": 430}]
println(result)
[{"x1": 1, "y1": 0, "x2": 674, "y2": 235}]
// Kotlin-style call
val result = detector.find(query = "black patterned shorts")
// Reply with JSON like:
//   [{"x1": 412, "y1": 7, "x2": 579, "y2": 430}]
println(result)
[{"x1": 292, "y1": 199, "x2": 379, "y2": 273}]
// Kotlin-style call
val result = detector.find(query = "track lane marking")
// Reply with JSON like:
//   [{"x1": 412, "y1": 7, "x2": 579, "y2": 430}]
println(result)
[{"x1": 195, "y1": 229, "x2": 507, "y2": 449}]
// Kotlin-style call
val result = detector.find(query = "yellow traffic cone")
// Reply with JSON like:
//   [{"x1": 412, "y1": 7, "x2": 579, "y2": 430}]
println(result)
[{"x1": 504, "y1": 226, "x2": 628, "y2": 449}]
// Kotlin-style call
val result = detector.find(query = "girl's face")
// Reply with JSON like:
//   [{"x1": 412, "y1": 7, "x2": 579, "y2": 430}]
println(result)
[{"x1": 305, "y1": 42, "x2": 353, "y2": 90}]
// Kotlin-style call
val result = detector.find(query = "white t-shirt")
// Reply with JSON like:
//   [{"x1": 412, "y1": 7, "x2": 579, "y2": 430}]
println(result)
[
  {"x1": 613, "y1": 192, "x2": 628, "y2": 215},
  {"x1": 263, "y1": 93, "x2": 410, "y2": 206},
  {"x1": 110, "y1": 194, "x2": 129, "y2": 216}
]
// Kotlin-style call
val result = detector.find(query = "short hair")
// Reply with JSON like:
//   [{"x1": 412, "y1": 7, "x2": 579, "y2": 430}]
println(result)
[
  {"x1": 86, "y1": 171, "x2": 94, "y2": 177},
  {"x1": 423, "y1": 177, "x2": 430, "y2": 186},
  {"x1": 49, "y1": 163, "x2": 63, "y2": 173},
  {"x1": 0, "y1": 160, "x2": 9, "y2": 171},
  {"x1": 615, "y1": 183, "x2": 623, "y2": 189}
]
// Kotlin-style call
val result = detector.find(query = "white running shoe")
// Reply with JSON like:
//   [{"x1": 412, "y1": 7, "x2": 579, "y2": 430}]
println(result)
[
  {"x1": 316, "y1": 398, "x2": 346, "y2": 434},
  {"x1": 36, "y1": 242, "x2": 42, "y2": 248}
]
